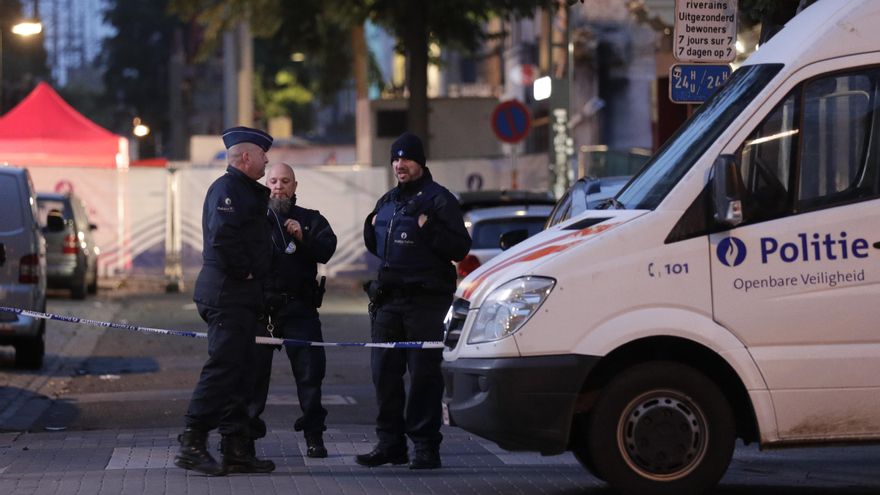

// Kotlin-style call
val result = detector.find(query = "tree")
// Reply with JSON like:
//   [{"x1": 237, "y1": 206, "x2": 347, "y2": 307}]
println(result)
[
  {"x1": 0, "y1": 0, "x2": 50, "y2": 112},
  {"x1": 101, "y1": 0, "x2": 177, "y2": 156},
  {"x1": 361, "y1": 0, "x2": 544, "y2": 151},
  {"x1": 169, "y1": 0, "x2": 546, "y2": 152}
]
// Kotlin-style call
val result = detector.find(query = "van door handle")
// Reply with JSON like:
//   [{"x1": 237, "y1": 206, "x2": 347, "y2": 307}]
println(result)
[{"x1": 0, "y1": 243, "x2": 5, "y2": 266}]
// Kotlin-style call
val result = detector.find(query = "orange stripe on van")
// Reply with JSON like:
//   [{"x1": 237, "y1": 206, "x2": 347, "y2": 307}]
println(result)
[{"x1": 460, "y1": 223, "x2": 615, "y2": 300}]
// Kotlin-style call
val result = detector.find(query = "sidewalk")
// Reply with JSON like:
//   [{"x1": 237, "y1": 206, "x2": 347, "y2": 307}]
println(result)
[{"x1": 0, "y1": 424, "x2": 596, "y2": 495}]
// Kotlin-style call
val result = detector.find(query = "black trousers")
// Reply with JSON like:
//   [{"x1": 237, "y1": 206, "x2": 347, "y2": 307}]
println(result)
[
  {"x1": 185, "y1": 304, "x2": 258, "y2": 437},
  {"x1": 250, "y1": 300, "x2": 327, "y2": 438},
  {"x1": 370, "y1": 292, "x2": 450, "y2": 451}
]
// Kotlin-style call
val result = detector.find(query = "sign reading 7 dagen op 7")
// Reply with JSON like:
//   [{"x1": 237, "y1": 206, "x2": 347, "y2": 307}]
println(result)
[{"x1": 674, "y1": 0, "x2": 738, "y2": 63}]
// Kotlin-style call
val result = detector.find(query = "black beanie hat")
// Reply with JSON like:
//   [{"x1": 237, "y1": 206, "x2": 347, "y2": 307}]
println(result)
[{"x1": 390, "y1": 132, "x2": 426, "y2": 167}]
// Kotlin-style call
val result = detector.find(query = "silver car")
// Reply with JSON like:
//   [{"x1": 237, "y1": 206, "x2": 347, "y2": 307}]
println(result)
[
  {"x1": 36, "y1": 192, "x2": 99, "y2": 299},
  {"x1": 457, "y1": 205, "x2": 552, "y2": 279},
  {"x1": 0, "y1": 165, "x2": 47, "y2": 369}
]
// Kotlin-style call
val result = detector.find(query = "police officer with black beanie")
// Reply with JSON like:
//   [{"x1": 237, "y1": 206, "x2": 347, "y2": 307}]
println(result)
[
  {"x1": 175, "y1": 126, "x2": 276, "y2": 476},
  {"x1": 357, "y1": 132, "x2": 471, "y2": 469}
]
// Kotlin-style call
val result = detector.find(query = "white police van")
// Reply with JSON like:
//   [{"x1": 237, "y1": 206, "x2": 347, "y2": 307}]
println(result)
[{"x1": 442, "y1": 1, "x2": 880, "y2": 494}]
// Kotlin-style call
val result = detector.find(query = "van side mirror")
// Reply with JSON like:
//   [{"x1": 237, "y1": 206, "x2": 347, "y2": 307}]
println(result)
[
  {"x1": 0, "y1": 243, "x2": 5, "y2": 266},
  {"x1": 499, "y1": 229, "x2": 529, "y2": 250},
  {"x1": 711, "y1": 154, "x2": 745, "y2": 228},
  {"x1": 46, "y1": 214, "x2": 66, "y2": 232}
]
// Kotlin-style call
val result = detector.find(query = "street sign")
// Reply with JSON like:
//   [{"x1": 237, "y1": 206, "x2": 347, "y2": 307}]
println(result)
[
  {"x1": 491, "y1": 100, "x2": 531, "y2": 144},
  {"x1": 466, "y1": 173, "x2": 484, "y2": 191},
  {"x1": 669, "y1": 64, "x2": 731, "y2": 103},
  {"x1": 674, "y1": 0, "x2": 738, "y2": 63}
]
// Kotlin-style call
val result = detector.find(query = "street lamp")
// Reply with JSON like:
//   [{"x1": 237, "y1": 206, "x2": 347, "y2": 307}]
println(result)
[
  {"x1": 0, "y1": 19, "x2": 44, "y2": 110},
  {"x1": 11, "y1": 22, "x2": 42, "y2": 36},
  {"x1": 133, "y1": 120, "x2": 151, "y2": 138}
]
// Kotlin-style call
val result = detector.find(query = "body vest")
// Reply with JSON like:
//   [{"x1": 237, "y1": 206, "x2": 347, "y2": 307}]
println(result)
[{"x1": 373, "y1": 181, "x2": 445, "y2": 276}]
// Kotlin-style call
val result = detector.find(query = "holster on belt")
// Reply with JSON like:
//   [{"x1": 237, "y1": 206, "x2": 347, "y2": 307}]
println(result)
[{"x1": 314, "y1": 276, "x2": 326, "y2": 308}]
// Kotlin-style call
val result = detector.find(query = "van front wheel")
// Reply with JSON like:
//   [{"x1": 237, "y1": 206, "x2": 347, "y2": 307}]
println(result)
[{"x1": 586, "y1": 361, "x2": 735, "y2": 495}]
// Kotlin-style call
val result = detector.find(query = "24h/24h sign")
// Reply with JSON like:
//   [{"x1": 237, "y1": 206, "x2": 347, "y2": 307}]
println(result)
[{"x1": 669, "y1": 63, "x2": 731, "y2": 103}]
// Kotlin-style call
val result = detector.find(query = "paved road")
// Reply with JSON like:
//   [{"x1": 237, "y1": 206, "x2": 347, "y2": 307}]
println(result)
[{"x1": 1, "y1": 279, "x2": 879, "y2": 494}]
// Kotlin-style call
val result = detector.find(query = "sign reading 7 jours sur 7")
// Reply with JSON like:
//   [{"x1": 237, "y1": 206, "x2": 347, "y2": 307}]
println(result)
[{"x1": 674, "y1": 0, "x2": 738, "y2": 63}]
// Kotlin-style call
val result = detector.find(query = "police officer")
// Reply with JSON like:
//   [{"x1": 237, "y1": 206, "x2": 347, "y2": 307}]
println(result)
[
  {"x1": 356, "y1": 132, "x2": 471, "y2": 470},
  {"x1": 174, "y1": 126, "x2": 276, "y2": 476},
  {"x1": 249, "y1": 163, "x2": 337, "y2": 458}
]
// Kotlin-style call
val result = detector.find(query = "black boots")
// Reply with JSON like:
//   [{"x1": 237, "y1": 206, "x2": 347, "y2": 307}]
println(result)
[
  {"x1": 220, "y1": 435, "x2": 276, "y2": 474},
  {"x1": 409, "y1": 448, "x2": 441, "y2": 470},
  {"x1": 305, "y1": 431, "x2": 328, "y2": 458},
  {"x1": 355, "y1": 445, "x2": 409, "y2": 467},
  {"x1": 354, "y1": 443, "x2": 441, "y2": 469},
  {"x1": 174, "y1": 428, "x2": 225, "y2": 476}
]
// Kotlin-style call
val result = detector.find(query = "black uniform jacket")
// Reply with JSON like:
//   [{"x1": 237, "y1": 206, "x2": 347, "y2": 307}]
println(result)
[
  {"x1": 363, "y1": 169, "x2": 471, "y2": 294},
  {"x1": 194, "y1": 166, "x2": 272, "y2": 310},
  {"x1": 266, "y1": 201, "x2": 337, "y2": 294}
]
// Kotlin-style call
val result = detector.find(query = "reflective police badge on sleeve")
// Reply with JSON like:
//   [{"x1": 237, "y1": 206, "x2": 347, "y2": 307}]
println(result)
[{"x1": 217, "y1": 197, "x2": 235, "y2": 213}]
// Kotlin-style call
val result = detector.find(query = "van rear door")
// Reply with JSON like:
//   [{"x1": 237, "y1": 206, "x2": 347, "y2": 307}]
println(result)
[
  {"x1": 0, "y1": 171, "x2": 30, "y2": 316},
  {"x1": 710, "y1": 57, "x2": 880, "y2": 442}
]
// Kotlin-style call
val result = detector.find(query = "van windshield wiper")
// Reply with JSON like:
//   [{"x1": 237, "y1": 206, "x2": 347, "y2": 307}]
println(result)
[{"x1": 596, "y1": 197, "x2": 625, "y2": 210}]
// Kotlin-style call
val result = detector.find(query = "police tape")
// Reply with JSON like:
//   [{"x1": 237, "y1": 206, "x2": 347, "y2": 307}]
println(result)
[{"x1": 0, "y1": 307, "x2": 446, "y2": 349}]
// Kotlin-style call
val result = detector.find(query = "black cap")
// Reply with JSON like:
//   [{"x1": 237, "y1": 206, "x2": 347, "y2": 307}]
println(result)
[
  {"x1": 222, "y1": 126, "x2": 273, "y2": 152},
  {"x1": 390, "y1": 132, "x2": 425, "y2": 167}
]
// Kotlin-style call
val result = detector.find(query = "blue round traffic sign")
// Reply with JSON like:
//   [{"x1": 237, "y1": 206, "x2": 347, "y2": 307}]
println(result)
[{"x1": 491, "y1": 100, "x2": 531, "y2": 144}]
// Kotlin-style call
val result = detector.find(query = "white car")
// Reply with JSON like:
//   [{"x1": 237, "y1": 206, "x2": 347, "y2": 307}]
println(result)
[{"x1": 457, "y1": 205, "x2": 552, "y2": 279}]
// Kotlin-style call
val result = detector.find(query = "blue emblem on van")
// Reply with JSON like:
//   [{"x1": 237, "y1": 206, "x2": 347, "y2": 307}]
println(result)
[{"x1": 717, "y1": 237, "x2": 747, "y2": 267}]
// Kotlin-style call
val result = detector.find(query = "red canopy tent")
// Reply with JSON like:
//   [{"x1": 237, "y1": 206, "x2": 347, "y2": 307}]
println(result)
[{"x1": 0, "y1": 82, "x2": 128, "y2": 168}]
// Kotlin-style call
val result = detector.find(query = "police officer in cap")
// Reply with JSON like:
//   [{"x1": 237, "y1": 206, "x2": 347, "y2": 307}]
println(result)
[
  {"x1": 249, "y1": 162, "x2": 337, "y2": 459},
  {"x1": 175, "y1": 126, "x2": 276, "y2": 476},
  {"x1": 357, "y1": 132, "x2": 471, "y2": 469}
]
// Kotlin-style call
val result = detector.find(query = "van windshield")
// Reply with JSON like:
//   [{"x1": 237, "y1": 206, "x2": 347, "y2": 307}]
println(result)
[{"x1": 616, "y1": 64, "x2": 783, "y2": 210}]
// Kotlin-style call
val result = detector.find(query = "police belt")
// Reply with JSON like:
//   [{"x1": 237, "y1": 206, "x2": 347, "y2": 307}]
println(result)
[
  {"x1": 277, "y1": 291, "x2": 311, "y2": 303},
  {"x1": 272, "y1": 287, "x2": 315, "y2": 303},
  {"x1": 380, "y1": 283, "x2": 446, "y2": 299}
]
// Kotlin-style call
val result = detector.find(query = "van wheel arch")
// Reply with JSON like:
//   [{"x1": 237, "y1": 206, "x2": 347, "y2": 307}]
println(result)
[{"x1": 571, "y1": 337, "x2": 758, "y2": 447}]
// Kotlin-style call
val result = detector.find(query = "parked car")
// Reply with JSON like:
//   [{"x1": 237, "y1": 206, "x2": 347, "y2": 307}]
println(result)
[
  {"x1": 0, "y1": 165, "x2": 47, "y2": 369},
  {"x1": 455, "y1": 190, "x2": 556, "y2": 214},
  {"x1": 457, "y1": 205, "x2": 552, "y2": 279},
  {"x1": 36, "y1": 192, "x2": 99, "y2": 299},
  {"x1": 544, "y1": 175, "x2": 631, "y2": 229}
]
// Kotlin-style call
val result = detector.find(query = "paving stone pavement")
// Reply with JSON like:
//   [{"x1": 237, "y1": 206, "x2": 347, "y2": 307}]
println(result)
[{"x1": 0, "y1": 425, "x2": 602, "y2": 495}]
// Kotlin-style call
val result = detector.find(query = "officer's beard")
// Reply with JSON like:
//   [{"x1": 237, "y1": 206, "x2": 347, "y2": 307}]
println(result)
[{"x1": 268, "y1": 194, "x2": 297, "y2": 214}]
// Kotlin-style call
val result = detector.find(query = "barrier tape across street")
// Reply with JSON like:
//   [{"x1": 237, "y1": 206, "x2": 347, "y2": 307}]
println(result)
[{"x1": 0, "y1": 307, "x2": 446, "y2": 349}]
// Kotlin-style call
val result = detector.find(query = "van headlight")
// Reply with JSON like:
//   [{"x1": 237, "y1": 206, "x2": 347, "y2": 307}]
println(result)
[{"x1": 467, "y1": 276, "x2": 555, "y2": 344}]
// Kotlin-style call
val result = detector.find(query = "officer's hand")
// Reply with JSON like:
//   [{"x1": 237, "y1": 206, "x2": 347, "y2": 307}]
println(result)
[
  {"x1": 418, "y1": 214, "x2": 428, "y2": 227},
  {"x1": 285, "y1": 219, "x2": 303, "y2": 242},
  {"x1": 371, "y1": 214, "x2": 376, "y2": 226}
]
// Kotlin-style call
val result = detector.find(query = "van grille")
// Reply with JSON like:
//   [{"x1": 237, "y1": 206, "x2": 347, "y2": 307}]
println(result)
[{"x1": 443, "y1": 298, "x2": 470, "y2": 350}]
